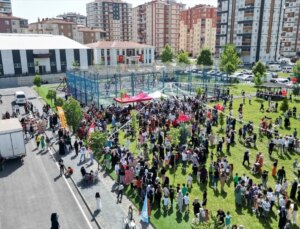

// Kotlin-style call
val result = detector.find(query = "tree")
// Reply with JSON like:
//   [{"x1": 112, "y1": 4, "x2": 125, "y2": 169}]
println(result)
[
  {"x1": 197, "y1": 48, "x2": 213, "y2": 66},
  {"x1": 293, "y1": 60, "x2": 300, "y2": 83},
  {"x1": 219, "y1": 111, "x2": 225, "y2": 130},
  {"x1": 130, "y1": 110, "x2": 139, "y2": 138},
  {"x1": 168, "y1": 127, "x2": 180, "y2": 147},
  {"x1": 54, "y1": 97, "x2": 64, "y2": 107},
  {"x1": 72, "y1": 60, "x2": 80, "y2": 69},
  {"x1": 195, "y1": 88, "x2": 203, "y2": 98},
  {"x1": 219, "y1": 44, "x2": 241, "y2": 75},
  {"x1": 252, "y1": 61, "x2": 266, "y2": 86},
  {"x1": 179, "y1": 124, "x2": 190, "y2": 146},
  {"x1": 120, "y1": 89, "x2": 127, "y2": 101},
  {"x1": 280, "y1": 97, "x2": 289, "y2": 113},
  {"x1": 46, "y1": 89, "x2": 57, "y2": 105},
  {"x1": 89, "y1": 131, "x2": 107, "y2": 158},
  {"x1": 33, "y1": 74, "x2": 42, "y2": 94},
  {"x1": 292, "y1": 85, "x2": 300, "y2": 97},
  {"x1": 63, "y1": 97, "x2": 83, "y2": 132},
  {"x1": 177, "y1": 51, "x2": 191, "y2": 65},
  {"x1": 160, "y1": 44, "x2": 173, "y2": 63}
]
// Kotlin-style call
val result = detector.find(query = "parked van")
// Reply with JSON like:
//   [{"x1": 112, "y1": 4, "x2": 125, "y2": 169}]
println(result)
[
  {"x1": 282, "y1": 66, "x2": 293, "y2": 73},
  {"x1": 268, "y1": 64, "x2": 282, "y2": 72},
  {"x1": 15, "y1": 91, "x2": 26, "y2": 105}
]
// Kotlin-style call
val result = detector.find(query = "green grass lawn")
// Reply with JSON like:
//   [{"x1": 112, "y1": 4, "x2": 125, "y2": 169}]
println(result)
[
  {"x1": 38, "y1": 84, "x2": 299, "y2": 228},
  {"x1": 34, "y1": 85, "x2": 59, "y2": 109},
  {"x1": 278, "y1": 72, "x2": 292, "y2": 78},
  {"x1": 101, "y1": 93, "x2": 300, "y2": 229}
]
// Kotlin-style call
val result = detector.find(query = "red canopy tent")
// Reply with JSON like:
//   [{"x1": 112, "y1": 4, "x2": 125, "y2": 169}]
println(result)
[
  {"x1": 114, "y1": 92, "x2": 153, "y2": 104},
  {"x1": 176, "y1": 114, "x2": 191, "y2": 123},
  {"x1": 215, "y1": 103, "x2": 225, "y2": 111}
]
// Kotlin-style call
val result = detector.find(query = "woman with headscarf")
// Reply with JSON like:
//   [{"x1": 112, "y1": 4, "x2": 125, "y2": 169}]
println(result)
[
  {"x1": 290, "y1": 178, "x2": 298, "y2": 199},
  {"x1": 177, "y1": 191, "x2": 184, "y2": 213}
]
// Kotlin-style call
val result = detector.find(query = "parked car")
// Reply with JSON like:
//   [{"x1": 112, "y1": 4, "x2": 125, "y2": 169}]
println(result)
[
  {"x1": 282, "y1": 66, "x2": 293, "y2": 73},
  {"x1": 15, "y1": 91, "x2": 26, "y2": 105},
  {"x1": 268, "y1": 64, "x2": 282, "y2": 72}
]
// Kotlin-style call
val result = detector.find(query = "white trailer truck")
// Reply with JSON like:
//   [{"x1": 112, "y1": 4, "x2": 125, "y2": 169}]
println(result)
[{"x1": 0, "y1": 118, "x2": 26, "y2": 159}]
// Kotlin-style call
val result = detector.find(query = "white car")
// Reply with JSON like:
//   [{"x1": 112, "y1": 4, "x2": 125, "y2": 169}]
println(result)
[{"x1": 15, "y1": 91, "x2": 26, "y2": 105}]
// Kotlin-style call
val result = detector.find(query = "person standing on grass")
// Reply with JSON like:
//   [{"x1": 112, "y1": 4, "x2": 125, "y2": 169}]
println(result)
[
  {"x1": 225, "y1": 211, "x2": 231, "y2": 229},
  {"x1": 242, "y1": 150, "x2": 250, "y2": 167},
  {"x1": 177, "y1": 191, "x2": 184, "y2": 213},
  {"x1": 183, "y1": 193, "x2": 190, "y2": 213},
  {"x1": 169, "y1": 185, "x2": 175, "y2": 206},
  {"x1": 277, "y1": 166, "x2": 286, "y2": 184}
]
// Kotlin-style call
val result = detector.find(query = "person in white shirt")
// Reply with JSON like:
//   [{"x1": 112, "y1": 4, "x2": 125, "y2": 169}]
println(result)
[
  {"x1": 183, "y1": 193, "x2": 190, "y2": 213},
  {"x1": 182, "y1": 150, "x2": 187, "y2": 171},
  {"x1": 187, "y1": 174, "x2": 192, "y2": 188},
  {"x1": 275, "y1": 182, "x2": 282, "y2": 199},
  {"x1": 79, "y1": 145, "x2": 86, "y2": 162}
]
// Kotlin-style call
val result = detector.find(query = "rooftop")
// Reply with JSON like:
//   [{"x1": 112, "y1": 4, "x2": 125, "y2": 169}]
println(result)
[
  {"x1": 86, "y1": 41, "x2": 154, "y2": 49},
  {"x1": 0, "y1": 118, "x2": 22, "y2": 134},
  {"x1": 77, "y1": 26, "x2": 105, "y2": 33},
  {"x1": 0, "y1": 34, "x2": 89, "y2": 50},
  {"x1": 0, "y1": 13, "x2": 27, "y2": 20}
]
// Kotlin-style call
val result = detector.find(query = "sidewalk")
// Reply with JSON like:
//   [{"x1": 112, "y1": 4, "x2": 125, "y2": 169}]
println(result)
[{"x1": 47, "y1": 131, "x2": 154, "y2": 229}]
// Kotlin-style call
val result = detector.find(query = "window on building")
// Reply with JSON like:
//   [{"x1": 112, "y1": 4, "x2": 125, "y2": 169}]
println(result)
[{"x1": 14, "y1": 63, "x2": 21, "y2": 68}]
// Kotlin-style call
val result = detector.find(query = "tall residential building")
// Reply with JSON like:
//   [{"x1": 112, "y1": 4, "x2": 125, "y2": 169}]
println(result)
[
  {"x1": 216, "y1": 0, "x2": 285, "y2": 64},
  {"x1": 57, "y1": 12, "x2": 87, "y2": 27},
  {"x1": 133, "y1": 0, "x2": 184, "y2": 57},
  {"x1": 86, "y1": 0, "x2": 132, "y2": 41},
  {"x1": 0, "y1": 13, "x2": 28, "y2": 33},
  {"x1": 179, "y1": 5, "x2": 217, "y2": 57},
  {"x1": 280, "y1": 0, "x2": 300, "y2": 57},
  {"x1": 0, "y1": 0, "x2": 12, "y2": 15},
  {"x1": 28, "y1": 18, "x2": 105, "y2": 44}
]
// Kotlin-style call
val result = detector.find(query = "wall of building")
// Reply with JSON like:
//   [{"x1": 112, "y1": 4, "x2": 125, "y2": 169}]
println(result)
[
  {"x1": 0, "y1": 73, "x2": 64, "y2": 89},
  {"x1": 216, "y1": 0, "x2": 284, "y2": 64},
  {"x1": 0, "y1": 49, "x2": 90, "y2": 77}
]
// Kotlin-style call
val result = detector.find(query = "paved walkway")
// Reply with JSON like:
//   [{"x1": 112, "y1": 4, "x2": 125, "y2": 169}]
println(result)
[{"x1": 47, "y1": 133, "x2": 153, "y2": 229}]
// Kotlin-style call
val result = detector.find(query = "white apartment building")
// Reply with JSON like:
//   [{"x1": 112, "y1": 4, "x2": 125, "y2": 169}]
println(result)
[
  {"x1": 0, "y1": 0, "x2": 12, "y2": 15},
  {"x1": 280, "y1": 0, "x2": 300, "y2": 57},
  {"x1": 87, "y1": 41, "x2": 154, "y2": 66},
  {"x1": 179, "y1": 5, "x2": 217, "y2": 57},
  {"x1": 0, "y1": 34, "x2": 91, "y2": 76},
  {"x1": 57, "y1": 12, "x2": 87, "y2": 27},
  {"x1": 133, "y1": 0, "x2": 184, "y2": 57},
  {"x1": 216, "y1": 0, "x2": 285, "y2": 64},
  {"x1": 86, "y1": 0, "x2": 132, "y2": 41}
]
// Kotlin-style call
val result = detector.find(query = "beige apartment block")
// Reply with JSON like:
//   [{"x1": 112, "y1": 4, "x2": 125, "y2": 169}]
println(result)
[
  {"x1": 28, "y1": 18, "x2": 105, "y2": 44},
  {"x1": 86, "y1": 0, "x2": 132, "y2": 41},
  {"x1": 179, "y1": 5, "x2": 216, "y2": 58},
  {"x1": 280, "y1": 0, "x2": 300, "y2": 57},
  {"x1": 133, "y1": 0, "x2": 184, "y2": 57}
]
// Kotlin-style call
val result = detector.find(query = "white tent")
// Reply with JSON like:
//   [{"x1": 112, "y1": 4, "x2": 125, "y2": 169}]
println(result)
[{"x1": 148, "y1": 91, "x2": 168, "y2": 99}]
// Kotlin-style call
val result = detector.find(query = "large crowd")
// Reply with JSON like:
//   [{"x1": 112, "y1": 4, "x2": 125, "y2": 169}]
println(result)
[
  {"x1": 68, "y1": 90, "x2": 300, "y2": 229},
  {"x1": 2, "y1": 89, "x2": 299, "y2": 229}
]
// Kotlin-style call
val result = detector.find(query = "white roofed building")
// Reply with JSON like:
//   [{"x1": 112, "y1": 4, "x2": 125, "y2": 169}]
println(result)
[{"x1": 0, "y1": 33, "x2": 92, "y2": 77}]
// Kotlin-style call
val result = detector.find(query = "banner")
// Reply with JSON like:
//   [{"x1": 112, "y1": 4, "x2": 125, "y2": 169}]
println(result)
[
  {"x1": 57, "y1": 106, "x2": 67, "y2": 129},
  {"x1": 141, "y1": 192, "x2": 149, "y2": 223}
]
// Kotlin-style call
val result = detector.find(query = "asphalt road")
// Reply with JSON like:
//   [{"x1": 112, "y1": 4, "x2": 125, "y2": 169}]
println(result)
[{"x1": 0, "y1": 87, "x2": 97, "y2": 229}]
